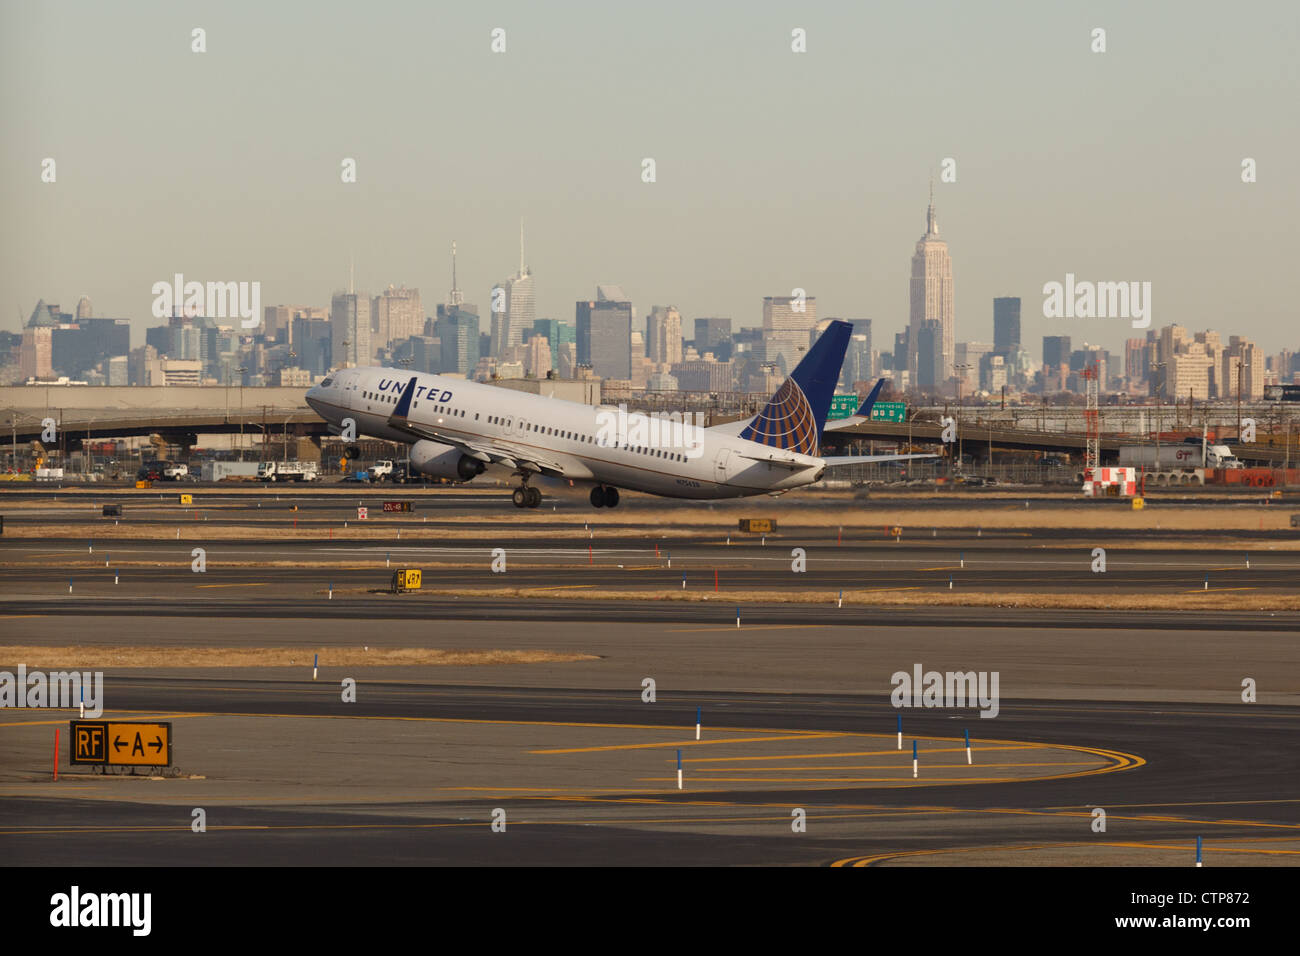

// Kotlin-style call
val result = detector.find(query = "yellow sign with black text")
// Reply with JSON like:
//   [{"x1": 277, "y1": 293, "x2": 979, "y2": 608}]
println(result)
[
  {"x1": 392, "y1": 569, "x2": 422, "y2": 592},
  {"x1": 70, "y1": 721, "x2": 172, "y2": 766},
  {"x1": 180, "y1": 493, "x2": 193, "y2": 505}
]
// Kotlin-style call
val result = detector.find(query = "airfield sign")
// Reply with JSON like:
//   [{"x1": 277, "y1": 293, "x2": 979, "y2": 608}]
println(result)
[{"x1": 70, "y1": 721, "x2": 172, "y2": 767}]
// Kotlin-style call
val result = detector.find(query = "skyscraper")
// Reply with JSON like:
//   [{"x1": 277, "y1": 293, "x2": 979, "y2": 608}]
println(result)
[
  {"x1": 531, "y1": 318, "x2": 573, "y2": 370},
  {"x1": 293, "y1": 313, "x2": 333, "y2": 375},
  {"x1": 694, "y1": 317, "x2": 732, "y2": 357},
  {"x1": 330, "y1": 290, "x2": 370, "y2": 368},
  {"x1": 956, "y1": 341, "x2": 993, "y2": 393},
  {"x1": 524, "y1": 335, "x2": 553, "y2": 378},
  {"x1": 434, "y1": 242, "x2": 479, "y2": 376},
  {"x1": 993, "y1": 297, "x2": 1020, "y2": 357},
  {"x1": 372, "y1": 285, "x2": 423, "y2": 353},
  {"x1": 265, "y1": 305, "x2": 327, "y2": 348},
  {"x1": 53, "y1": 317, "x2": 130, "y2": 379},
  {"x1": 1124, "y1": 338, "x2": 1147, "y2": 387},
  {"x1": 1042, "y1": 335, "x2": 1071, "y2": 371},
  {"x1": 841, "y1": 320, "x2": 874, "y2": 387},
  {"x1": 908, "y1": 185, "x2": 955, "y2": 385},
  {"x1": 435, "y1": 305, "x2": 480, "y2": 377},
  {"x1": 20, "y1": 325, "x2": 53, "y2": 379},
  {"x1": 646, "y1": 306, "x2": 684, "y2": 365},
  {"x1": 490, "y1": 222, "x2": 535, "y2": 357},
  {"x1": 24, "y1": 300, "x2": 129, "y2": 380},
  {"x1": 576, "y1": 293, "x2": 633, "y2": 380},
  {"x1": 1222, "y1": 336, "x2": 1264, "y2": 400},
  {"x1": 916, "y1": 319, "x2": 944, "y2": 390},
  {"x1": 893, "y1": 329, "x2": 909, "y2": 376},
  {"x1": 761, "y1": 295, "x2": 817, "y2": 375}
]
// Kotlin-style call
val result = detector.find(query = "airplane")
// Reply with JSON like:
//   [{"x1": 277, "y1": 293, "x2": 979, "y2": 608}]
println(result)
[
  {"x1": 305, "y1": 319, "x2": 936, "y2": 508},
  {"x1": 824, "y1": 376, "x2": 887, "y2": 432}
]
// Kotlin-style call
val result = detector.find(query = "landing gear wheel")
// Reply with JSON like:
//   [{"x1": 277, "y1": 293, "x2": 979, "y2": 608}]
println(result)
[
  {"x1": 590, "y1": 486, "x2": 605, "y2": 508},
  {"x1": 512, "y1": 488, "x2": 527, "y2": 508},
  {"x1": 525, "y1": 486, "x2": 542, "y2": 508},
  {"x1": 603, "y1": 486, "x2": 620, "y2": 508}
]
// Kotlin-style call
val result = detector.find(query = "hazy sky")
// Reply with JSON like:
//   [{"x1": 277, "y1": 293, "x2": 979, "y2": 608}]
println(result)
[{"x1": 3, "y1": 0, "x2": 1297, "y2": 357}]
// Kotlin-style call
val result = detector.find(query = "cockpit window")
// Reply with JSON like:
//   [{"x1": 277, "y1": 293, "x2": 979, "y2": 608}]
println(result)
[{"x1": 321, "y1": 377, "x2": 333, "y2": 387}]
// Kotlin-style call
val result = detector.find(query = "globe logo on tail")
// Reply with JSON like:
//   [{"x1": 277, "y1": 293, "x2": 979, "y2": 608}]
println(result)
[{"x1": 739, "y1": 377, "x2": 818, "y2": 456}]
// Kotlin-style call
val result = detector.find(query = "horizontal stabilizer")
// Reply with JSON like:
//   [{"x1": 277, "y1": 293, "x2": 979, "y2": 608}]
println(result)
[{"x1": 822, "y1": 453, "x2": 939, "y2": 466}]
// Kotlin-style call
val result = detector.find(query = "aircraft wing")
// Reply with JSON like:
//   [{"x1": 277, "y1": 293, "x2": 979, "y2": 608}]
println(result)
[
  {"x1": 823, "y1": 415, "x2": 868, "y2": 432},
  {"x1": 386, "y1": 377, "x2": 570, "y2": 477}
]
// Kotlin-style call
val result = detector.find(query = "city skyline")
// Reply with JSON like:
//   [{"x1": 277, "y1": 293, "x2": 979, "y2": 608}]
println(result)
[{"x1": 2, "y1": 2, "x2": 1297, "y2": 357}]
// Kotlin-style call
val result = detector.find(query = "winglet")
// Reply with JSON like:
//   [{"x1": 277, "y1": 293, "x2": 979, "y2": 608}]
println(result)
[
  {"x1": 855, "y1": 378, "x2": 886, "y2": 419},
  {"x1": 389, "y1": 376, "x2": 418, "y2": 427}
]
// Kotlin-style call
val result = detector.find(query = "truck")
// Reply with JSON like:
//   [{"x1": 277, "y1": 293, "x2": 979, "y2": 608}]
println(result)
[
  {"x1": 1118, "y1": 444, "x2": 1240, "y2": 470},
  {"x1": 370, "y1": 460, "x2": 395, "y2": 481},
  {"x1": 257, "y1": 460, "x2": 319, "y2": 483},
  {"x1": 388, "y1": 460, "x2": 421, "y2": 484},
  {"x1": 162, "y1": 463, "x2": 190, "y2": 480},
  {"x1": 200, "y1": 461, "x2": 261, "y2": 482},
  {"x1": 1180, "y1": 438, "x2": 1243, "y2": 469}
]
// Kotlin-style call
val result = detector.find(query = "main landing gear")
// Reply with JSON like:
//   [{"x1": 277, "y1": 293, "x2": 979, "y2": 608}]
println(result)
[
  {"x1": 589, "y1": 485, "x2": 620, "y2": 508},
  {"x1": 511, "y1": 477, "x2": 542, "y2": 509}
]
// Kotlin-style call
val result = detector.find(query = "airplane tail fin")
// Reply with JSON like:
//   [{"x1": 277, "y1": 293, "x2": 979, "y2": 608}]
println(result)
[{"x1": 739, "y1": 319, "x2": 851, "y2": 455}]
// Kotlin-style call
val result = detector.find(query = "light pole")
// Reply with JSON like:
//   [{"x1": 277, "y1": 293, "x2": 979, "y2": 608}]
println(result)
[
  {"x1": 1150, "y1": 362, "x2": 1167, "y2": 464},
  {"x1": 237, "y1": 365, "x2": 247, "y2": 461},
  {"x1": 954, "y1": 364, "x2": 972, "y2": 405},
  {"x1": 1236, "y1": 358, "x2": 1250, "y2": 442}
]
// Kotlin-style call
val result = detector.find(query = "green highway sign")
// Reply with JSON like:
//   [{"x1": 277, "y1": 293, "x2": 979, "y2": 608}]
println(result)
[
  {"x1": 869, "y1": 402, "x2": 906, "y2": 423},
  {"x1": 827, "y1": 394, "x2": 860, "y2": 420}
]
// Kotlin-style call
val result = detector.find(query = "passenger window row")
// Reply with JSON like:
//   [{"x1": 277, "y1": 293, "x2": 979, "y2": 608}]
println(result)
[{"x1": 357, "y1": 398, "x2": 687, "y2": 463}]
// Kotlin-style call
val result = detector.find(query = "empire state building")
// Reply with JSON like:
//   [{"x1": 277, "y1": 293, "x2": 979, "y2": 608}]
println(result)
[{"x1": 908, "y1": 187, "x2": 955, "y2": 389}]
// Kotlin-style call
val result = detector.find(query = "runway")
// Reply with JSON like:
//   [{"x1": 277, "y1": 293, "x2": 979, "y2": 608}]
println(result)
[
  {"x1": 4, "y1": 532, "x2": 1300, "y2": 606},
  {"x1": 2, "y1": 485, "x2": 1298, "y2": 866}
]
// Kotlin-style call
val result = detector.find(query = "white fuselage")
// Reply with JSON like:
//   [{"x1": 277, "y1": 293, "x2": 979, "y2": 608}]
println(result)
[{"x1": 306, "y1": 367, "x2": 826, "y2": 500}]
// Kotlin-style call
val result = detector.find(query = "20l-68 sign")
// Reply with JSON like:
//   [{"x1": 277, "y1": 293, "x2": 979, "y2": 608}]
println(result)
[{"x1": 70, "y1": 721, "x2": 172, "y2": 767}]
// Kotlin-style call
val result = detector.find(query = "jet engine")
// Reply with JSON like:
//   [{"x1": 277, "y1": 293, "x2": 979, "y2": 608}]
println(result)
[{"x1": 409, "y1": 439, "x2": 486, "y2": 481}]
